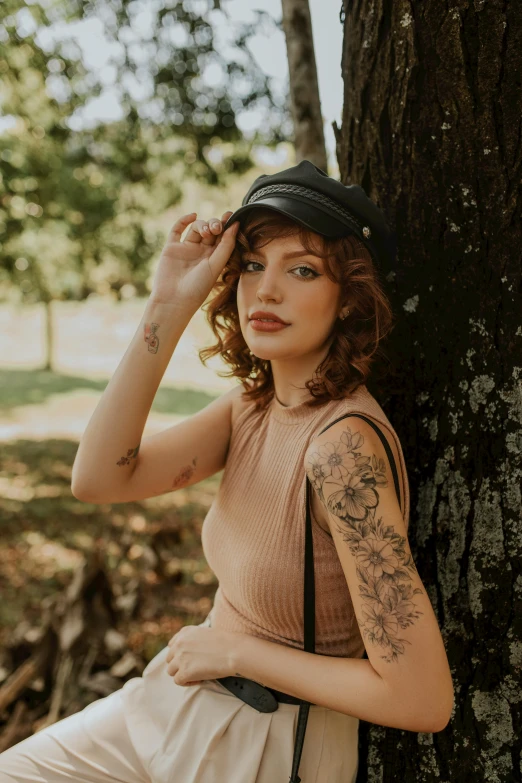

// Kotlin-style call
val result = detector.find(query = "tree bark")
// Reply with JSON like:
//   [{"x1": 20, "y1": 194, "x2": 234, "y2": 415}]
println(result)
[
  {"x1": 44, "y1": 300, "x2": 53, "y2": 372},
  {"x1": 281, "y1": 0, "x2": 329, "y2": 172},
  {"x1": 337, "y1": 1, "x2": 522, "y2": 781}
]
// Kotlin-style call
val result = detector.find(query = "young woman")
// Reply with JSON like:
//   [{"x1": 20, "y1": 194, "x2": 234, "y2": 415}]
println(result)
[{"x1": 0, "y1": 161, "x2": 454, "y2": 783}]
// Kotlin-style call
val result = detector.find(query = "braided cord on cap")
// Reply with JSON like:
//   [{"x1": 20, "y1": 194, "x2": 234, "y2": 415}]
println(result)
[{"x1": 247, "y1": 183, "x2": 371, "y2": 238}]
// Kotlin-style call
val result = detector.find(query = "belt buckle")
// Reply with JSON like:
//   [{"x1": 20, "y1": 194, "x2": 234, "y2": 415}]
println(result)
[{"x1": 216, "y1": 676, "x2": 278, "y2": 713}]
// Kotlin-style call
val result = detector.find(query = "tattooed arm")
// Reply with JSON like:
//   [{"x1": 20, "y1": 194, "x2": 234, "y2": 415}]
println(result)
[
  {"x1": 71, "y1": 298, "x2": 194, "y2": 502},
  {"x1": 304, "y1": 419, "x2": 454, "y2": 722},
  {"x1": 229, "y1": 421, "x2": 452, "y2": 731},
  {"x1": 72, "y1": 297, "x2": 245, "y2": 504}
]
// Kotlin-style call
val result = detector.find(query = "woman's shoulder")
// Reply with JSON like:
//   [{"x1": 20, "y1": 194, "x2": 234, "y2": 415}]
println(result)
[
  {"x1": 310, "y1": 384, "x2": 398, "y2": 439},
  {"x1": 308, "y1": 385, "x2": 409, "y2": 523}
]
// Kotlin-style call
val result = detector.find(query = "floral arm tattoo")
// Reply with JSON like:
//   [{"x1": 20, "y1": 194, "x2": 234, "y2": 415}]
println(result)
[{"x1": 306, "y1": 425, "x2": 424, "y2": 664}]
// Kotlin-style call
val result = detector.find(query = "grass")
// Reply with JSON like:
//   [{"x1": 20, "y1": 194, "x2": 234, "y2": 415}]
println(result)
[{"x1": 0, "y1": 367, "x2": 218, "y2": 416}]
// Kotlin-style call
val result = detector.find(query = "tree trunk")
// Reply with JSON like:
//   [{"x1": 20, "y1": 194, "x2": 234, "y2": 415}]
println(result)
[
  {"x1": 44, "y1": 299, "x2": 53, "y2": 372},
  {"x1": 281, "y1": 0, "x2": 329, "y2": 172},
  {"x1": 337, "y1": 1, "x2": 522, "y2": 781}
]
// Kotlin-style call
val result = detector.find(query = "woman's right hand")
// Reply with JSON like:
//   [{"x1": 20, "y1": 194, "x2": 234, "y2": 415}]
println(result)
[{"x1": 149, "y1": 210, "x2": 240, "y2": 312}]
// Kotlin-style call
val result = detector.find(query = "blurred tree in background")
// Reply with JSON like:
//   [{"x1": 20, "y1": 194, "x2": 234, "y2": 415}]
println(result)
[{"x1": 0, "y1": 0, "x2": 291, "y2": 367}]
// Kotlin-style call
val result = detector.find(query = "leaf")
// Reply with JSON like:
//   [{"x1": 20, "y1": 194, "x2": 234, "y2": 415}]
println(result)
[
  {"x1": 375, "y1": 580, "x2": 387, "y2": 599},
  {"x1": 383, "y1": 595, "x2": 394, "y2": 612},
  {"x1": 359, "y1": 523, "x2": 371, "y2": 538},
  {"x1": 339, "y1": 518, "x2": 360, "y2": 534},
  {"x1": 352, "y1": 432, "x2": 364, "y2": 449},
  {"x1": 393, "y1": 640, "x2": 407, "y2": 655}
]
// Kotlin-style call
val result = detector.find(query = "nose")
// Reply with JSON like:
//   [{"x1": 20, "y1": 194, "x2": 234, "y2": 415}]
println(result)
[{"x1": 253, "y1": 267, "x2": 283, "y2": 303}]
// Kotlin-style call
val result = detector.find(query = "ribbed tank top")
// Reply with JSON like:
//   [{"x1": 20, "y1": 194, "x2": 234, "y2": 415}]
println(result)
[{"x1": 201, "y1": 384, "x2": 410, "y2": 659}]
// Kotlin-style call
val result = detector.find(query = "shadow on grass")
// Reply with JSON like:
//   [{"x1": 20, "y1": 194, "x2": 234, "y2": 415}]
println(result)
[
  {"x1": 0, "y1": 368, "x2": 221, "y2": 415},
  {"x1": 0, "y1": 438, "x2": 222, "y2": 660}
]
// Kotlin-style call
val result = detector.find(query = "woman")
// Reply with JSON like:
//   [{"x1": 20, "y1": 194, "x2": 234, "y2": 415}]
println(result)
[{"x1": 0, "y1": 160, "x2": 454, "y2": 783}]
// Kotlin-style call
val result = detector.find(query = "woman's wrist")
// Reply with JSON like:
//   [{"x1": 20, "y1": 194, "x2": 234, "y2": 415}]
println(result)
[
  {"x1": 145, "y1": 295, "x2": 195, "y2": 322},
  {"x1": 228, "y1": 632, "x2": 254, "y2": 677},
  {"x1": 138, "y1": 297, "x2": 194, "y2": 356}
]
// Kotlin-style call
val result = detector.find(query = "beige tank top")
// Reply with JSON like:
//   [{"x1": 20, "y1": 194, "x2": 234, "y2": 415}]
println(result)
[{"x1": 201, "y1": 384, "x2": 410, "y2": 658}]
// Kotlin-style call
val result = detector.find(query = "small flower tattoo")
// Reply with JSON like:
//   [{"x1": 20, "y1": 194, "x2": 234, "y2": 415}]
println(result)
[
  {"x1": 144, "y1": 321, "x2": 159, "y2": 353},
  {"x1": 116, "y1": 444, "x2": 140, "y2": 467}
]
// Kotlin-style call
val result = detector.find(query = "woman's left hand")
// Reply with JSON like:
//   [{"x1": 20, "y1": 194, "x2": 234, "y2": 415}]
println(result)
[{"x1": 165, "y1": 625, "x2": 239, "y2": 686}]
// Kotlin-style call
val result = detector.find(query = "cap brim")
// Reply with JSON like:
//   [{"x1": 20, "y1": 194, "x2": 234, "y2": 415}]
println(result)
[{"x1": 222, "y1": 195, "x2": 351, "y2": 239}]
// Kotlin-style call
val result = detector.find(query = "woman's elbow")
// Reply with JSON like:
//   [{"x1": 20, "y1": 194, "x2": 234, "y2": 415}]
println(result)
[
  {"x1": 417, "y1": 690, "x2": 455, "y2": 734},
  {"x1": 429, "y1": 709, "x2": 452, "y2": 733}
]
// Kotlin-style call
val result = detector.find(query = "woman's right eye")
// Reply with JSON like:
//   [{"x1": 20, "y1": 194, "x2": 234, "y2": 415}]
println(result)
[{"x1": 239, "y1": 260, "x2": 259, "y2": 272}]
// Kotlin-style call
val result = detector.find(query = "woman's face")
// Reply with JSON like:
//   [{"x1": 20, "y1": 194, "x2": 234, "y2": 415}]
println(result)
[{"x1": 236, "y1": 233, "x2": 343, "y2": 362}]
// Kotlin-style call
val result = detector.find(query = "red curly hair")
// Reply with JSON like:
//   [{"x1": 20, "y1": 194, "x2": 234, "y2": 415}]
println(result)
[{"x1": 198, "y1": 207, "x2": 394, "y2": 412}]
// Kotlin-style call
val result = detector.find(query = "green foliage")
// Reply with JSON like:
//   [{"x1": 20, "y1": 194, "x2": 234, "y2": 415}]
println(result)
[{"x1": 0, "y1": 0, "x2": 290, "y2": 304}]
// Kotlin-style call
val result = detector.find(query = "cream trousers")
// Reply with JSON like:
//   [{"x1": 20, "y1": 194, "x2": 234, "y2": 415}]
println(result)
[{"x1": 0, "y1": 639, "x2": 359, "y2": 782}]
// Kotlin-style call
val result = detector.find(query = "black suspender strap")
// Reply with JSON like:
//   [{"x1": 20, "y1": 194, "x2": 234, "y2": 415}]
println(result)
[
  {"x1": 288, "y1": 475, "x2": 314, "y2": 783},
  {"x1": 289, "y1": 413, "x2": 402, "y2": 783}
]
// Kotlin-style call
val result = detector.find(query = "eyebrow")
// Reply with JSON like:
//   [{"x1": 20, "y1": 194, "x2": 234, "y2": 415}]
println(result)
[{"x1": 243, "y1": 249, "x2": 322, "y2": 260}]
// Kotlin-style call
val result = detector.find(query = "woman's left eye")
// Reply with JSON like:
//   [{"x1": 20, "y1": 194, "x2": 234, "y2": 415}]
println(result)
[
  {"x1": 239, "y1": 261, "x2": 319, "y2": 280},
  {"x1": 294, "y1": 265, "x2": 319, "y2": 279}
]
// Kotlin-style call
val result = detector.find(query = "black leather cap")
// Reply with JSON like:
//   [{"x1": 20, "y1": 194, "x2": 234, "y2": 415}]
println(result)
[{"x1": 223, "y1": 159, "x2": 396, "y2": 272}]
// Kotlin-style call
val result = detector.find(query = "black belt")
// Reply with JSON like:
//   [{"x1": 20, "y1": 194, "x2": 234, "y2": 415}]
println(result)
[{"x1": 216, "y1": 675, "x2": 310, "y2": 711}]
